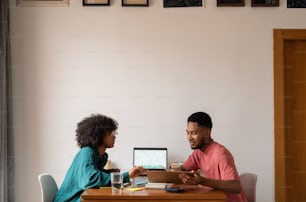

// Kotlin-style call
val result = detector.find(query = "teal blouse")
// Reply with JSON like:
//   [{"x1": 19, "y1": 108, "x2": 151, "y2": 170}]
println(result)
[{"x1": 54, "y1": 146, "x2": 129, "y2": 202}]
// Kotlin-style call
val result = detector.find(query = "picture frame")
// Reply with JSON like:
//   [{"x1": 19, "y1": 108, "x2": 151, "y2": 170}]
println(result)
[
  {"x1": 122, "y1": 0, "x2": 149, "y2": 6},
  {"x1": 17, "y1": 0, "x2": 69, "y2": 6},
  {"x1": 164, "y1": 0, "x2": 202, "y2": 8},
  {"x1": 251, "y1": 0, "x2": 279, "y2": 7},
  {"x1": 287, "y1": 0, "x2": 306, "y2": 8},
  {"x1": 217, "y1": 0, "x2": 245, "y2": 7},
  {"x1": 83, "y1": 0, "x2": 110, "y2": 6}
]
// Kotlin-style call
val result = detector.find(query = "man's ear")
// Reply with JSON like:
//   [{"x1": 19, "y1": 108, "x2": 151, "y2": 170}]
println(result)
[{"x1": 205, "y1": 128, "x2": 211, "y2": 138}]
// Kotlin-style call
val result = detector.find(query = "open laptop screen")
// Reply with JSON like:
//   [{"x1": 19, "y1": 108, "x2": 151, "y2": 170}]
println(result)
[{"x1": 133, "y1": 147, "x2": 168, "y2": 170}]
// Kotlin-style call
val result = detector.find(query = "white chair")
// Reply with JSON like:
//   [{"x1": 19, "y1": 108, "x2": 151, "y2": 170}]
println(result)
[
  {"x1": 239, "y1": 173, "x2": 257, "y2": 202},
  {"x1": 38, "y1": 173, "x2": 58, "y2": 202}
]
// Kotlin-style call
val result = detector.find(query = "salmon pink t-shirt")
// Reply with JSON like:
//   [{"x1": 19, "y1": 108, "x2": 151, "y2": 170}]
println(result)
[{"x1": 182, "y1": 141, "x2": 247, "y2": 202}]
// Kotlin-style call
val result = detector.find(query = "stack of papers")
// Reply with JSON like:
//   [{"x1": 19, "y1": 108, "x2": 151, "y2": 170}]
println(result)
[{"x1": 145, "y1": 183, "x2": 173, "y2": 189}]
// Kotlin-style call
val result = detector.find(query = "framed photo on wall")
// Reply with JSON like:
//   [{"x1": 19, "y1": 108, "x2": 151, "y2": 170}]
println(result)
[
  {"x1": 122, "y1": 0, "x2": 149, "y2": 6},
  {"x1": 287, "y1": 0, "x2": 306, "y2": 8},
  {"x1": 164, "y1": 0, "x2": 202, "y2": 8},
  {"x1": 217, "y1": 0, "x2": 245, "y2": 7},
  {"x1": 17, "y1": 0, "x2": 69, "y2": 6},
  {"x1": 251, "y1": 0, "x2": 279, "y2": 7},
  {"x1": 83, "y1": 0, "x2": 110, "y2": 6}
]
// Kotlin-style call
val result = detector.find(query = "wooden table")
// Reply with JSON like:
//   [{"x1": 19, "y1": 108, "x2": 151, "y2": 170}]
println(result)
[{"x1": 81, "y1": 185, "x2": 226, "y2": 202}]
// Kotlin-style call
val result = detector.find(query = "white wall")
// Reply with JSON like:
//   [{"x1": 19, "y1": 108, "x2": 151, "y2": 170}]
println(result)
[{"x1": 9, "y1": 0, "x2": 306, "y2": 201}]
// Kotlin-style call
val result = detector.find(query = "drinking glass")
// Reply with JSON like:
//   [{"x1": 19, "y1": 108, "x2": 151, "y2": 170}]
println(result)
[{"x1": 111, "y1": 172, "x2": 123, "y2": 193}]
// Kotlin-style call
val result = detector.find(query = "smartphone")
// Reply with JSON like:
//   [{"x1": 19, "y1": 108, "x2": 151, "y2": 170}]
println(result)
[{"x1": 165, "y1": 187, "x2": 184, "y2": 193}]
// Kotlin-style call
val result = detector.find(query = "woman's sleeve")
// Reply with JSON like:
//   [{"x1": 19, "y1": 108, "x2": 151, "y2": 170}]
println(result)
[
  {"x1": 79, "y1": 161, "x2": 111, "y2": 189},
  {"x1": 78, "y1": 150, "x2": 111, "y2": 189},
  {"x1": 122, "y1": 172, "x2": 130, "y2": 183}
]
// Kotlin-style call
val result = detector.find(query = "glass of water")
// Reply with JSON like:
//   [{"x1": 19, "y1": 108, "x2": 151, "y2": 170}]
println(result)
[{"x1": 110, "y1": 172, "x2": 123, "y2": 193}]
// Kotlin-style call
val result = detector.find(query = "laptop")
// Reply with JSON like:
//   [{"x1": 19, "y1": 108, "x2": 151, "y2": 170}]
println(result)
[{"x1": 133, "y1": 147, "x2": 168, "y2": 170}]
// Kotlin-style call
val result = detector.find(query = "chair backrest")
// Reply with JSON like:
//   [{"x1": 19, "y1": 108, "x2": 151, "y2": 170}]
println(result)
[
  {"x1": 38, "y1": 173, "x2": 58, "y2": 202},
  {"x1": 239, "y1": 173, "x2": 258, "y2": 202}
]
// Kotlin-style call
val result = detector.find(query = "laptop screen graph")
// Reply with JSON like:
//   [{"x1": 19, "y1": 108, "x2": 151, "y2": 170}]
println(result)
[{"x1": 133, "y1": 147, "x2": 168, "y2": 170}]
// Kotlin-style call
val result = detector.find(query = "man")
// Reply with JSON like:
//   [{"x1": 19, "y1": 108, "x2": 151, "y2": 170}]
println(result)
[
  {"x1": 177, "y1": 112, "x2": 247, "y2": 202},
  {"x1": 54, "y1": 114, "x2": 144, "y2": 202}
]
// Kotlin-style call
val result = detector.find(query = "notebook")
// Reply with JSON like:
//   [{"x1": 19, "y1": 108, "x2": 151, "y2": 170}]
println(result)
[{"x1": 133, "y1": 147, "x2": 168, "y2": 170}]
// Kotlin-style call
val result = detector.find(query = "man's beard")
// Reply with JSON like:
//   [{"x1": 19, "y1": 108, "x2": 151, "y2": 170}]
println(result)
[{"x1": 191, "y1": 138, "x2": 206, "y2": 150}]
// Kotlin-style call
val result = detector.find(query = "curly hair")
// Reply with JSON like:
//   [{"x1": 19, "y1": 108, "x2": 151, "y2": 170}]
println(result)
[{"x1": 76, "y1": 114, "x2": 118, "y2": 148}]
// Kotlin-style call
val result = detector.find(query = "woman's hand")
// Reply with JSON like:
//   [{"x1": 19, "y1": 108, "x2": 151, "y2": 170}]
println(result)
[{"x1": 129, "y1": 166, "x2": 146, "y2": 178}]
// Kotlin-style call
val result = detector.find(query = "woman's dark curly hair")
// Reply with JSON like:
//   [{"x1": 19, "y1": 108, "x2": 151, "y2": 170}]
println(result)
[{"x1": 76, "y1": 114, "x2": 118, "y2": 148}]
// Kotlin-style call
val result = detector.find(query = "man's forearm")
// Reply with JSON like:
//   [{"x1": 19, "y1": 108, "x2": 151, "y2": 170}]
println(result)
[{"x1": 200, "y1": 177, "x2": 241, "y2": 193}]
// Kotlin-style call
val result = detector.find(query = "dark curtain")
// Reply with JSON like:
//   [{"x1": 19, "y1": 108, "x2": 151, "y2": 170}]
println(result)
[{"x1": 0, "y1": 0, "x2": 14, "y2": 201}]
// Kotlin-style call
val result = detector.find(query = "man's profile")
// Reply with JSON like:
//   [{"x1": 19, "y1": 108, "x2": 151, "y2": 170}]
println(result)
[{"x1": 176, "y1": 112, "x2": 247, "y2": 202}]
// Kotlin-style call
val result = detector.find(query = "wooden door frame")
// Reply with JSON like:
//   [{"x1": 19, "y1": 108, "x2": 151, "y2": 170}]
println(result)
[{"x1": 274, "y1": 29, "x2": 306, "y2": 202}]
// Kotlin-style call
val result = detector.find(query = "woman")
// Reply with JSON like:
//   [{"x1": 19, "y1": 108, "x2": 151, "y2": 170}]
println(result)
[{"x1": 54, "y1": 114, "x2": 144, "y2": 202}]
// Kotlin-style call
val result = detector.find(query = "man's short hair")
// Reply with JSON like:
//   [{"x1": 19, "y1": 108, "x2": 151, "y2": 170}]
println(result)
[{"x1": 187, "y1": 112, "x2": 213, "y2": 129}]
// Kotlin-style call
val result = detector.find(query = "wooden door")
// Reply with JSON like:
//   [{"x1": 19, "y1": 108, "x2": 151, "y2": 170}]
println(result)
[{"x1": 274, "y1": 29, "x2": 306, "y2": 202}]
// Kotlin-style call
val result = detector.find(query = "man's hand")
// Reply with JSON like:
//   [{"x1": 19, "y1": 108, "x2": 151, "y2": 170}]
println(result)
[
  {"x1": 129, "y1": 166, "x2": 146, "y2": 178},
  {"x1": 179, "y1": 171, "x2": 204, "y2": 185}
]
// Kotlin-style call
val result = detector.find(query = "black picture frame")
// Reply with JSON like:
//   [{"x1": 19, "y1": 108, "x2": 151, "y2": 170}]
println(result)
[
  {"x1": 83, "y1": 0, "x2": 110, "y2": 6},
  {"x1": 17, "y1": 0, "x2": 69, "y2": 6},
  {"x1": 251, "y1": 0, "x2": 279, "y2": 7},
  {"x1": 164, "y1": 0, "x2": 202, "y2": 8},
  {"x1": 217, "y1": 0, "x2": 245, "y2": 7},
  {"x1": 287, "y1": 0, "x2": 306, "y2": 8},
  {"x1": 122, "y1": 0, "x2": 149, "y2": 6}
]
